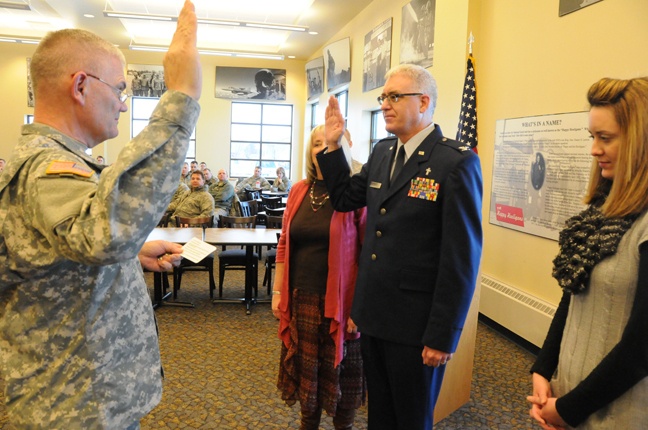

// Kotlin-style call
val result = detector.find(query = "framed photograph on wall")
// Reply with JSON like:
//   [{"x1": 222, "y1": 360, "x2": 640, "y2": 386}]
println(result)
[
  {"x1": 215, "y1": 66, "x2": 286, "y2": 100},
  {"x1": 306, "y1": 57, "x2": 324, "y2": 101},
  {"x1": 363, "y1": 18, "x2": 392, "y2": 92},
  {"x1": 559, "y1": 0, "x2": 603, "y2": 16},
  {"x1": 399, "y1": 0, "x2": 436, "y2": 68},
  {"x1": 324, "y1": 37, "x2": 351, "y2": 92},
  {"x1": 127, "y1": 64, "x2": 166, "y2": 98}
]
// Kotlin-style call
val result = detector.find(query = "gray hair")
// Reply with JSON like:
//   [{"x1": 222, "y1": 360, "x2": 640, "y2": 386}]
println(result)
[
  {"x1": 30, "y1": 29, "x2": 125, "y2": 98},
  {"x1": 385, "y1": 64, "x2": 438, "y2": 116}
]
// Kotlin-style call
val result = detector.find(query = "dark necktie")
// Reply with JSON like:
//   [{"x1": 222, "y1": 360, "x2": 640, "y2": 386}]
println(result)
[{"x1": 390, "y1": 145, "x2": 406, "y2": 185}]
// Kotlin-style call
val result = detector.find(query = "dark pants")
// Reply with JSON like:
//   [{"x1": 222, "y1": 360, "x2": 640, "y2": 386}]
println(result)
[{"x1": 361, "y1": 334, "x2": 445, "y2": 430}]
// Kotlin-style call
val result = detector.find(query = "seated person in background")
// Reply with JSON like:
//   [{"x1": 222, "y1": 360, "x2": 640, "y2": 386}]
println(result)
[
  {"x1": 203, "y1": 167, "x2": 216, "y2": 187},
  {"x1": 272, "y1": 166, "x2": 292, "y2": 192},
  {"x1": 168, "y1": 170, "x2": 214, "y2": 225},
  {"x1": 166, "y1": 174, "x2": 190, "y2": 215},
  {"x1": 234, "y1": 165, "x2": 271, "y2": 200},
  {"x1": 209, "y1": 168, "x2": 235, "y2": 222},
  {"x1": 190, "y1": 160, "x2": 199, "y2": 172},
  {"x1": 199, "y1": 161, "x2": 207, "y2": 171},
  {"x1": 181, "y1": 161, "x2": 191, "y2": 185},
  {"x1": 96, "y1": 155, "x2": 105, "y2": 165}
]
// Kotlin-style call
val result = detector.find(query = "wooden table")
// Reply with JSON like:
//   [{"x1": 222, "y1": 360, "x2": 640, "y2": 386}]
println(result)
[
  {"x1": 204, "y1": 228, "x2": 280, "y2": 314},
  {"x1": 146, "y1": 227, "x2": 279, "y2": 314}
]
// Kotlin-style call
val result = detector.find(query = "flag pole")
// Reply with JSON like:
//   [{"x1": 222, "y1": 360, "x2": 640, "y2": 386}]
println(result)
[{"x1": 468, "y1": 32, "x2": 475, "y2": 56}]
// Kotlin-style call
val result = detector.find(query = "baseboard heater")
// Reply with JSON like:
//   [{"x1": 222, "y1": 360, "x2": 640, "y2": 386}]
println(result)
[{"x1": 479, "y1": 274, "x2": 556, "y2": 347}]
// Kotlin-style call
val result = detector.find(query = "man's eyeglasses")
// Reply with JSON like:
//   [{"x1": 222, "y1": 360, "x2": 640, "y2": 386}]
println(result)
[
  {"x1": 86, "y1": 73, "x2": 131, "y2": 103},
  {"x1": 377, "y1": 93, "x2": 423, "y2": 105}
]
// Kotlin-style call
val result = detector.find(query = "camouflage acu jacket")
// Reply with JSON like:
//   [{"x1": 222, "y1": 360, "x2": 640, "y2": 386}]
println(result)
[{"x1": 0, "y1": 90, "x2": 200, "y2": 428}]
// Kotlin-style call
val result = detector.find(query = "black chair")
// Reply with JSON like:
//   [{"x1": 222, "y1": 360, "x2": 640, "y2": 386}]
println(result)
[
  {"x1": 245, "y1": 189, "x2": 261, "y2": 202},
  {"x1": 261, "y1": 195, "x2": 283, "y2": 209},
  {"x1": 238, "y1": 200, "x2": 259, "y2": 218},
  {"x1": 265, "y1": 207, "x2": 285, "y2": 217},
  {"x1": 217, "y1": 215, "x2": 259, "y2": 298},
  {"x1": 263, "y1": 216, "x2": 283, "y2": 294},
  {"x1": 173, "y1": 216, "x2": 216, "y2": 299},
  {"x1": 156, "y1": 212, "x2": 171, "y2": 227}
]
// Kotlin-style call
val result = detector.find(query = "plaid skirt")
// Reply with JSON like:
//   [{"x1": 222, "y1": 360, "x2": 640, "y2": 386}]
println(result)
[{"x1": 277, "y1": 289, "x2": 365, "y2": 415}]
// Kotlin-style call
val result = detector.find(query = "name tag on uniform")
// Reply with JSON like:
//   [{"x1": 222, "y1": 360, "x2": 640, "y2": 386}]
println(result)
[
  {"x1": 370, "y1": 181, "x2": 382, "y2": 189},
  {"x1": 408, "y1": 177, "x2": 440, "y2": 201}
]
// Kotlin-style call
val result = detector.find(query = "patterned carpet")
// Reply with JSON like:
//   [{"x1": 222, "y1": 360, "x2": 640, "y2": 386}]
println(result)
[{"x1": 0, "y1": 260, "x2": 539, "y2": 429}]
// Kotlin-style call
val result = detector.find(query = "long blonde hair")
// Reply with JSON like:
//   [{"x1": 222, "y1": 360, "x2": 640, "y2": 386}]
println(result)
[{"x1": 584, "y1": 77, "x2": 648, "y2": 217}]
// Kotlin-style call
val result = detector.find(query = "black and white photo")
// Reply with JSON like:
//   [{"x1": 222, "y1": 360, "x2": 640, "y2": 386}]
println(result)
[
  {"x1": 127, "y1": 64, "x2": 166, "y2": 98},
  {"x1": 215, "y1": 66, "x2": 286, "y2": 100},
  {"x1": 323, "y1": 38, "x2": 351, "y2": 92},
  {"x1": 363, "y1": 18, "x2": 392, "y2": 92},
  {"x1": 399, "y1": 0, "x2": 435, "y2": 68},
  {"x1": 306, "y1": 57, "x2": 324, "y2": 101}
]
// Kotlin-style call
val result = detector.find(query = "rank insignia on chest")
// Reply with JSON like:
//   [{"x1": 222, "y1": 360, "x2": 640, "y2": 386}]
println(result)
[
  {"x1": 46, "y1": 161, "x2": 94, "y2": 178},
  {"x1": 408, "y1": 177, "x2": 440, "y2": 201}
]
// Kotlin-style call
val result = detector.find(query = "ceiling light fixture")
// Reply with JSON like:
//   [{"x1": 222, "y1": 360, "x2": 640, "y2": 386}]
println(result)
[
  {"x1": 129, "y1": 44, "x2": 285, "y2": 60},
  {"x1": 0, "y1": 35, "x2": 39, "y2": 44},
  {"x1": 104, "y1": 10, "x2": 308, "y2": 32},
  {"x1": 0, "y1": 1, "x2": 31, "y2": 11}
]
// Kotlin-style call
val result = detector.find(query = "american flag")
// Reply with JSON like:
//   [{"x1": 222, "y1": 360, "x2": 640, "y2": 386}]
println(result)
[{"x1": 456, "y1": 55, "x2": 478, "y2": 153}]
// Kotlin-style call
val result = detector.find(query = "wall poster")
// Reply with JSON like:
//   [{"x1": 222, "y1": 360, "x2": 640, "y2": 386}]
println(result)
[
  {"x1": 306, "y1": 57, "x2": 324, "y2": 101},
  {"x1": 215, "y1": 67, "x2": 286, "y2": 100},
  {"x1": 363, "y1": 18, "x2": 392, "y2": 92},
  {"x1": 399, "y1": 0, "x2": 435, "y2": 68},
  {"x1": 490, "y1": 112, "x2": 591, "y2": 241},
  {"x1": 127, "y1": 64, "x2": 166, "y2": 98},
  {"x1": 324, "y1": 38, "x2": 351, "y2": 92}
]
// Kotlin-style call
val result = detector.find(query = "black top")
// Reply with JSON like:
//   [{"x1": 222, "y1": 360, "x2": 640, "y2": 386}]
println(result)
[
  {"x1": 530, "y1": 242, "x2": 648, "y2": 426},
  {"x1": 288, "y1": 180, "x2": 334, "y2": 294}
]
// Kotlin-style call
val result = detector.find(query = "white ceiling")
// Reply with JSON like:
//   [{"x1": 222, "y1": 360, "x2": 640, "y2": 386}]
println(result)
[{"x1": 0, "y1": 0, "x2": 373, "y2": 59}]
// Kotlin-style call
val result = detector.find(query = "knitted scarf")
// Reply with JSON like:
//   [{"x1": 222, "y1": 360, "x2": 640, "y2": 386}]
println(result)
[{"x1": 552, "y1": 201, "x2": 639, "y2": 294}]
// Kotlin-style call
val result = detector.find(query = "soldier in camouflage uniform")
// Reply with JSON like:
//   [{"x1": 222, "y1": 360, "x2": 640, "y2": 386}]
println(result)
[
  {"x1": 203, "y1": 167, "x2": 216, "y2": 187},
  {"x1": 209, "y1": 168, "x2": 236, "y2": 221},
  {"x1": 170, "y1": 177, "x2": 191, "y2": 208},
  {"x1": 168, "y1": 170, "x2": 215, "y2": 225},
  {"x1": 0, "y1": 1, "x2": 202, "y2": 428},
  {"x1": 234, "y1": 165, "x2": 271, "y2": 200},
  {"x1": 181, "y1": 161, "x2": 193, "y2": 186}
]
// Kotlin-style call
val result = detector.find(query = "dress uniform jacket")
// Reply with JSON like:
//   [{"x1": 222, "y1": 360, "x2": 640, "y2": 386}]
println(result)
[
  {"x1": 0, "y1": 90, "x2": 200, "y2": 428},
  {"x1": 318, "y1": 125, "x2": 482, "y2": 353}
]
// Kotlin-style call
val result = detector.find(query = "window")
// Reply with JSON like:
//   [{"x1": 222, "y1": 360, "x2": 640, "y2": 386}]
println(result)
[
  {"x1": 230, "y1": 102, "x2": 292, "y2": 179},
  {"x1": 131, "y1": 97, "x2": 196, "y2": 160},
  {"x1": 335, "y1": 90, "x2": 348, "y2": 120},
  {"x1": 371, "y1": 109, "x2": 393, "y2": 152},
  {"x1": 310, "y1": 102, "x2": 319, "y2": 130}
]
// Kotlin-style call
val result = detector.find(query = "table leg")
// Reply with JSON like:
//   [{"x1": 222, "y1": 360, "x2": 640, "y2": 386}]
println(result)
[{"x1": 245, "y1": 244, "x2": 253, "y2": 315}]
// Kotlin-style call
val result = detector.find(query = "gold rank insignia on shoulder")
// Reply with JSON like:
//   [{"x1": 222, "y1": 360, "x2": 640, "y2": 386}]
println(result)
[
  {"x1": 458, "y1": 146, "x2": 471, "y2": 152},
  {"x1": 46, "y1": 161, "x2": 93, "y2": 178}
]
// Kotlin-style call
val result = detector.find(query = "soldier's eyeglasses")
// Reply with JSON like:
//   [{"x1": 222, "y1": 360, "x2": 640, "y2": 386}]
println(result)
[{"x1": 86, "y1": 73, "x2": 131, "y2": 103}]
